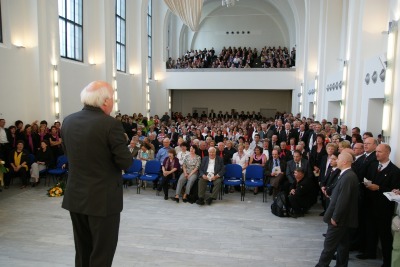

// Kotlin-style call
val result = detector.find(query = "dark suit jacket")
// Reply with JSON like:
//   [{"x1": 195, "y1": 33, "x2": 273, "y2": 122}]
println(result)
[
  {"x1": 198, "y1": 156, "x2": 225, "y2": 178},
  {"x1": 359, "y1": 152, "x2": 377, "y2": 180},
  {"x1": 352, "y1": 154, "x2": 365, "y2": 183},
  {"x1": 323, "y1": 169, "x2": 359, "y2": 228},
  {"x1": 61, "y1": 105, "x2": 132, "y2": 217},
  {"x1": 265, "y1": 158, "x2": 287, "y2": 177},
  {"x1": 279, "y1": 129, "x2": 297, "y2": 144},
  {"x1": 196, "y1": 149, "x2": 209, "y2": 159},
  {"x1": 366, "y1": 161, "x2": 400, "y2": 217},
  {"x1": 168, "y1": 132, "x2": 179, "y2": 147},
  {"x1": 286, "y1": 158, "x2": 312, "y2": 184}
]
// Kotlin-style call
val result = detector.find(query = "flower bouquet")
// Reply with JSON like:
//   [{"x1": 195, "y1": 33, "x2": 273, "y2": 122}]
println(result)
[
  {"x1": 0, "y1": 160, "x2": 8, "y2": 174},
  {"x1": 47, "y1": 182, "x2": 65, "y2": 197}
]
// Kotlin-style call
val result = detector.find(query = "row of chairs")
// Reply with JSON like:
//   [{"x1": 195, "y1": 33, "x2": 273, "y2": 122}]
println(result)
[{"x1": 122, "y1": 159, "x2": 272, "y2": 202}]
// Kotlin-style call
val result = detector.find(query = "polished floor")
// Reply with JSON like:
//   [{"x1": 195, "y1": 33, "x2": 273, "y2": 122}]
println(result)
[{"x1": 0, "y1": 183, "x2": 383, "y2": 267}]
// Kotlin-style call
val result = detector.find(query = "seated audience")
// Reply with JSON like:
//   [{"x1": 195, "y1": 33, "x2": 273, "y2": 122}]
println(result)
[
  {"x1": 265, "y1": 149, "x2": 287, "y2": 198},
  {"x1": 196, "y1": 147, "x2": 225, "y2": 206},
  {"x1": 30, "y1": 140, "x2": 53, "y2": 186},
  {"x1": 159, "y1": 149, "x2": 180, "y2": 200},
  {"x1": 7, "y1": 140, "x2": 29, "y2": 189},
  {"x1": 173, "y1": 145, "x2": 201, "y2": 203}
]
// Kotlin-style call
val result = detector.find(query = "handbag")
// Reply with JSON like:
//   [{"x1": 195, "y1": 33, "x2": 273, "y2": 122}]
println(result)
[{"x1": 392, "y1": 215, "x2": 400, "y2": 232}]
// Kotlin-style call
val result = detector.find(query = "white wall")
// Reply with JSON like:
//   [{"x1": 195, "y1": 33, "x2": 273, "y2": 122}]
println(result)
[
  {"x1": 191, "y1": 4, "x2": 288, "y2": 52},
  {"x1": 172, "y1": 89, "x2": 292, "y2": 116}
]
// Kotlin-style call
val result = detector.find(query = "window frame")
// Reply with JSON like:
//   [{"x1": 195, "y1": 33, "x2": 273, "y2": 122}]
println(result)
[
  {"x1": 116, "y1": 0, "x2": 126, "y2": 72},
  {"x1": 58, "y1": 0, "x2": 83, "y2": 62},
  {"x1": 147, "y1": 0, "x2": 152, "y2": 79},
  {"x1": 0, "y1": 1, "x2": 3, "y2": 43}
]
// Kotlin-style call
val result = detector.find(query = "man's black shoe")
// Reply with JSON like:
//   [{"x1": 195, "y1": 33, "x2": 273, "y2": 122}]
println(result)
[
  {"x1": 291, "y1": 212, "x2": 304, "y2": 219},
  {"x1": 196, "y1": 198, "x2": 205, "y2": 205},
  {"x1": 206, "y1": 198, "x2": 213, "y2": 205}
]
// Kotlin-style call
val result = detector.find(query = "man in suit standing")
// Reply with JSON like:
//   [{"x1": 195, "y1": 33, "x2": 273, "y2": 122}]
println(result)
[
  {"x1": 357, "y1": 144, "x2": 400, "y2": 267},
  {"x1": 286, "y1": 150, "x2": 312, "y2": 185},
  {"x1": 196, "y1": 147, "x2": 225, "y2": 206},
  {"x1": 61, "y1": 81, "x2": 132, "y2": 267},
  {"x1": 339, "y1": 125, "x2": 352, "y2": 142},
  {"x1": 315, "y1": 152, "x2": 359, "y2": 267},
  {"x1": 168, "y1": 126, "x2": 179, "y2": 147}
]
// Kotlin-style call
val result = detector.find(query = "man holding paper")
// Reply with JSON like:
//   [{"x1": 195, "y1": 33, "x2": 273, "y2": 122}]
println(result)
[{"x1": 358, "y1": 144, "x2": 400, "y2": 267}]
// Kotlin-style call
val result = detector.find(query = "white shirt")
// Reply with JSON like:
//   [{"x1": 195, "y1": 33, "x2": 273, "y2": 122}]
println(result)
[
  {"x1": 207, "y1": 158, "x2": 216, "y2": 174},
  {"x1": 244, "y1": 148, "x2": 254, "y2": 158},
  {"x1": 378, "y1": 160, "x2": 390, "y2": 171},
  {"x1": 232, "y1": 152, "x2": 248, "y2": 169},
  {"x1": 0, "y1": 127, "x2": 8, "y2": 143}
]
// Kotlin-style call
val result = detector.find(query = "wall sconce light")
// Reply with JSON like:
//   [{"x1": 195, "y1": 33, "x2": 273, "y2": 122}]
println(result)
[
  {"x1": 313, "y1": 76, "x2": 318, "y2": 118},
  {"x1": 146, "y1": 84, "x2": 151, "y2": 117},
  {"x1": 13, "y1": 44, "x2": 26, "y2": 49},
  {"x1": 113, "y1": 76, "x2": 120, "y2": 114},
  {"x1": 53, "y1": 65, "x2": 60, "y2": 119},
  {"x1": 382, "y1": 20, "x2": 398, "y2": 138}
]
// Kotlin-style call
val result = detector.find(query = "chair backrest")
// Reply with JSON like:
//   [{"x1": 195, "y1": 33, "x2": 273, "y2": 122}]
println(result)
[
  {"x1": 144, "y1": 160, "x2": 161, "y2": 174},
  {"x1": 245, "y1": 165, "x2": 264, "y2": 180},
  {"x1": 56, "y1": 155, "x2": 68, "y2": 169},
  {"x1": 224, "y1": 164, "x2": 243, "y2": 179},
  {"x1": 28, "y1": 154, "x2": 35, "y2": 166},
  {"x1": 126, "y1": 159, "x2": 142, "y2": 173}
]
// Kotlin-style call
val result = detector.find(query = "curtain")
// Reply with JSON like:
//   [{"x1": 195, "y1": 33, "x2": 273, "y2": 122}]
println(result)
[{"x1": 164, "y1": 0, "x2": 203, "y2": 32}]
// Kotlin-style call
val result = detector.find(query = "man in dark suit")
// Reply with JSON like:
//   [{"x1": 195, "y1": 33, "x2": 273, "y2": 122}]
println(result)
[
  {"x1": 208, "y1": 109, "x2": 216, "y2": 119},
  {"x1": 286, "y1": 150, "x2": 312, "y2": 184},
  {"x1": 265, "y1": 149, "x2": 287, "y2": 197},
  {"x1": 357, "y1": 144, "x2": 400, "y2": 267},
  {"x1": 196, "y1": 147, "x2": 225, "y2": 206},
  {"x1": 279, "y1": 122, "x2": 298, "y2": 144},
  {"x1": 273, "y1": 119, "x2": 284, "y2": 142},
  {"x1": 61, "y1": 81, "x2": 132, "y2": 267},
  {"x1": 350, "y1": 138, "x2": 377, "y2": 254},
  {"x1": 316, "y1": 152, "x2": 359, "y2": 267},
  {"x1": 298, "y1": 123, "x2": 307, "y2": 144},
  {"x1": 168, "y1": 126, "x2": 179, "y2": 147},
  {"x1": 0, "y1": 119, "x2": 11, "y2": 159},
  {"x1": 288, "y1": 168, "x2": 315, "y2": 218},
  {"x1": 339, "y1": 125, "x2": 352, "y2": 142}
]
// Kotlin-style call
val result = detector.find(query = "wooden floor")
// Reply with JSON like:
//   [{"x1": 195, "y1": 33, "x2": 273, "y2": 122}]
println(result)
[{"x1": 0, "y1": 183, "x2": 383, "y2": 267}]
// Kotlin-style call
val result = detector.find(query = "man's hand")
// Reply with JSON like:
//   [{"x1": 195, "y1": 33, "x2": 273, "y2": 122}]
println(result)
[
  {"x1": 366, "y1": 183, "x2": 379, "y2": 191},
  {"x1": 289, "y1": 189, "x2": 295, "y2": 195},
  {"x1": 202, "y1": 174, "x2": 208, "y2": 180},
  {"x1": 331, "y1": 218, "x2": 337, "y2": 227}
]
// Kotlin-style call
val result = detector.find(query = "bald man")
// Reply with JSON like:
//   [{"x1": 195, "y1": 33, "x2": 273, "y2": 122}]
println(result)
[
  {"x1": 359, "y1": 144, "x2": 400, "y2": 267},
  {"x1": 62, "y1": 81, "x2": 132, "y2": 267},
  {"x1": 316, "y1": 152, "x2": 359, "y2": 267}
]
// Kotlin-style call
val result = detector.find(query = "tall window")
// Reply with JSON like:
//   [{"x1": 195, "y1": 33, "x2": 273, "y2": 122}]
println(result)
[
  {"x1": 0, "y1": 2, "x2": 3, "y2": 43},
  {"x1": 58, "y1": 0, "x2": 83, "y2": 61},
  {"x1": 116, "y1": 0, "x2": 126, "y2": 72},
  {"x1": 147, "y1": 0, "x2": 152, "y2": 79}
]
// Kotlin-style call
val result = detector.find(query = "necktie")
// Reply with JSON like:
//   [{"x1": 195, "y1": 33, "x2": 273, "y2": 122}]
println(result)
[
  {"x1": 202, "y1": 151, "x2": 204, "y2": 158},
  {"x1": 296, "y1": 162, "x2": 300, "y2": 168},
  {"x1": 274, "y1": 159, "x2": 278, "y2": 167},
  {"x1": 300, "y1": 132, "x2": 303, "y2": 139},
  {"x1": 220, "y1": 151, "x2": 223, "y2": 157},
  {"x1": 378, "y1": 164, "x2": 383, "y2": 172}
]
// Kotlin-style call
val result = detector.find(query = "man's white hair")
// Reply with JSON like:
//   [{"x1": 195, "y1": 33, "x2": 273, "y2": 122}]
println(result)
[{"x1": 80, "y1": 83, "x2": 112, "y2": 107}]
